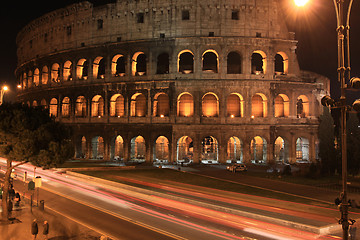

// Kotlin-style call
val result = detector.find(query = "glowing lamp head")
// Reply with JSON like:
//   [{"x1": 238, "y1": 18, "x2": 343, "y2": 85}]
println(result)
[
  {"x1": 160, "y1": 114, "x2": 164, "y2": 118},
  {"x1": 230, "y1": 115, "x2": 235, "y2": 118},
  {"x1": 251, "y1": 115, "x2": 255, "y2": 119},
  {"x1": 3, "y1": 86, "x2": 8, "y2": 91},
  {"x1": 17, "y1": 85, "x2": 21, "y2": 89},
  {"x1": 294, "y1": 0, "x2": 309, "y2": 7}
]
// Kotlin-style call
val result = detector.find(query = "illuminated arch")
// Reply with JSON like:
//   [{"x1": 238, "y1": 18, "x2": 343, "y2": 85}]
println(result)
[
  {"x1": 22, "y1": 72, "x2": 27, "y2": 89},
  {"x1": 91, "y1": 95, "x2": 104, "y2": 117},
  {"x1": 296, "y1": 137, "x2": 309, "y2": 162},
  {"x1": 41, "y1": 66, "x2": 48, "y2": 85},
  {"x1": 154, "y1": 136, "x2": 169, "y2": 162},
  {"x1": 250, "y1": 136, "x2": 267, "y2": 164},
  {"x1": 297, "y1": 95, "x2": 309, "y2": 118},
  {"x1": 63, "y1": 60, "x2": 73, "y2": 81},
  {"x1": 132, "y1": 52, "x2": 147, "y2": 76},
  {"x1": 227, "y1": 136, "x2": 243, "y2": 163},
  {"x1": 177, "y1": 92, "x2": 194, "y2": 117},
  {"x1": 93, "y1": 56, "x2": 105, "y2": 79},
  {"x1": 40, "y1": 99, "x2": 47, "y2": 108},
  {"x1": 274, "y1": 137, "x2": 289, "y2": 163},
  {"x1": 153, "y1": 93, "x2": 169, "y2": 117},
  {"x1": 91, "y1": 136, "x2": 104, "y2": 159},
  {"x1": 274, "y1": 94, "x2": 290, "y2": 117},
  {"x1": 110, "y1": 135, "x2": 124, "y2": 161},
  {"x1": 177, "y1": 136, "x2": 193, "y2": 163},
  {"x1": 49, "y1": 98, "x2": 58, "y2": 117},
  {"x1": 33, "y1": 68, "x2": 40, "y2": 86},
  {"x1": 112, "y1": 54, "x2": 126, "y2": 76},
  {"x1": 61, "y1": 97, "x2": 70, "y2": 117},
  {"x1": 130, "y1": 93, "x2": 146, "y2": 117},
  {"x1": 32, "y1": 100, "x2": 38, "y2": 107},
  {"x1": 251, "y1": 93, "x2": 268, "y2": 117},
  {"x1": 227, "y1": 93, "x2": 244, "y2": 117},
  {"x1": 27, "y1": 70, "x2": 33, "y2": 88},
  {"x1": 178, "y1": 50, "x2": 194, "y2": 74},
  {"x1": 76, "y1": 58, "x2": 88, "y2": 80},
  {"x1": 131, "y1": 136, "x2": 146, "y2": 161},
  {"x1": 51, "y1": 63, "x2": 60, "y2": 82},
  {"x1": 201, "y1": 136, "x2": 218, "y2": 163},
  {"x1": 274, "y1": 52, "x2": 288, "y2": 75},
  {"x1": 202, "y1": 92, "x2": 219, "y2": 117},
  {"x1": 110, "y1": 94, "x2": 125, "y2": 117},
  {"x1": 251, "y1": 50, "x2": 267, "y2": 74},
  {"x1": 202, "y1": 50, "x2": 219, "y2": 73},
  {"x1": 75, "y1": 96, "x2": 87, "y2": 117}
]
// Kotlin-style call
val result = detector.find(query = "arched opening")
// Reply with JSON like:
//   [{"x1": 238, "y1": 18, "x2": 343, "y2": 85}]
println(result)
[
  {"x1": 75, "y1": 96, "x2": 87, "y2": 117},
  {"x1": 110, "y1": 135, "x2": 124, "y2": 161},
  {"x1": 153, "y1": 93, "x2": 169, "y2": 117},
  {"x1": 32, "y1": 100, "x2": 38, "y2": 107},
  {"x1": 61, "y1": 97, "x2": 70, "y2": 117},
  {"x1": 227, "y1": 52, "x2": 241, "y2": 74},
  {"x1": 297, "y1": 95, "x2": 309, "y2": 118},
  {"x1": 202, "y1": 93, "x2": 219, "y2": 117},
  {"x1": 274, "y1": 94, "x2": 290, "y2": 117},
  {"x1": 112, "y1": 54, "x2": 126, "y2": 77},
  {"x1": 91, "y1": 136, "x2": 104, "y2": 159},
  {"x1": 274, "y1": 52, "x2": 288, "y2": 75},
  {"x1": 202, "y1": 50, "x2": 218, "y2": 73},
  {"x1": 250, "y1": 136, "x2": 267, "y2": 164},
  {"x1": 78, "y1": 136, "x2": 87, "y2": 158},
  {"x1": 227, "y1": 136, "x2": 243, "y2": 163},
  {"x1": 63, "y1": 61, "x2": 73, "y2": 81},
  {"x1": 201, "y1": 136, "x2": 218, "y2": 163},
  {"x1": 40, "y1": 99, "x2": 47, "y2": 109},
  {"x1": 251, "y1": 93, "x2": 268, "y2": 117},
  {"x1": 51, "y1": 63, "x2": 60, "y2": 82},
  {"x1": 177, "y1": 93, "x2": 194, "y2": 117},
  {"x1": 110, "y1": 94, "x2": 125, "y2": 117},
  {"x1": 296, "y1": 137, "x2": 309, "y2": 162},
  {"x1": 33, "y1": 68, "x2": 40, "y2": 86},
  {"x1": 177, "y1": 136, "x2": 193, "y2": 164},
  {"x1": 93, "y1": 57, "x2": 105, "y2": 79},
  {"x1": 157, "y1": 53, "x2": 169, "y2": 74},
  {"x1": 49, "y1": 98, "x2": 58, "y2": 117},
  {"x1": 77, "y1": 59, "x2": 88, "y2": 80},
  {"x1": 91, "y1": 95, "x2": 104, "y2": 117},
  {"x1": 41, "y1": 66, "x2": 48, "y2": 85},
  {"x1": 132, "y1": 52, "x2": 147, "y2": 76},
  {"x1": 27, "y1": 71, "x2": 33, "y2": 88},
  {"x1": 154, "y1": 136, "x2": 169, "y2": 163},
  {"x1": 131, "y1": 136, "x2": 146, "y2": 162},
  {"x1": 227, "y1": 93, "x2": 244, "y2": 117},
  {"x1": 178, "y1": 50, "x2": 194, "y2": 74},
  {"x1": 22, "y1": 73, "x2": 27, "y2": 89},
  {"x1": 251, "y1": 50, "x2": 267, "y2": 74},
  {"x1": 274, "y1": 137, "x2": 289, "y2": 163},
  {"x1": 130, "y1": 93, "x2": 147, "y2": 117}
]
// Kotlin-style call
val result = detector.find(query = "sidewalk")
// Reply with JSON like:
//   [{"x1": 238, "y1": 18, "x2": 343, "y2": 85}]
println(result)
[{"x1": 0, "y1": 197, "x2": 102, "y2": 240}]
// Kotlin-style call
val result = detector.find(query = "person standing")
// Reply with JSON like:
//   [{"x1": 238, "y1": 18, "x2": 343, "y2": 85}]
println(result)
[
  {"x1": 43, "y1": 220, "x2": 49, "y2": 240},
  {"x1": 31, "y1": 219, "x2": 38, "y2": 240}
]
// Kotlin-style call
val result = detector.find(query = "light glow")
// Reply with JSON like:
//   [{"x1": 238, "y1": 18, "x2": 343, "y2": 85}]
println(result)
[
  {"x1": 3, "y1": 86, "x2": 8, "y2": 91},
  {"x1": 294, "y1": 0, "x2": 309, "y2": 7}
]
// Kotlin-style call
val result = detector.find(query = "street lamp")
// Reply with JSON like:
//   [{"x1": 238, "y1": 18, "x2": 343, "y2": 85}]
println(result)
[
  {"x1": 296, "y1": 0, "x2": 360, "y2": 239},
  {"x1": 0, "y1": 85, "x2": 8, "y2": 105}
]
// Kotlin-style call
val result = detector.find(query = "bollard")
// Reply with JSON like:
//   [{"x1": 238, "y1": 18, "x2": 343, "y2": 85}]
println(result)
[{"x1": 39, "y1": 200, "x2": 44, "y2": 211}]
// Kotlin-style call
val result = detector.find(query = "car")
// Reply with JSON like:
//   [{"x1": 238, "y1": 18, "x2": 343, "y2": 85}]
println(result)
[{"x1": 227, "y1": 164, "x2": 247, "y2": 172}]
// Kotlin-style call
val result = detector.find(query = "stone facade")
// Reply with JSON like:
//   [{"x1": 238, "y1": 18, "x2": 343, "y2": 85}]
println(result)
[{"x1": 16, "y1": 0, "x2": 330, "y2": 165}]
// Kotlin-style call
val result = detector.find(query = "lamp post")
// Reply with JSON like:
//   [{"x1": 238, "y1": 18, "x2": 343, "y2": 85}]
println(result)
[
  {"x1": 0, "y1": 85, "x2": 8, "y2": 105},
  {"x1": 295, "y1": 0, "x2": 360, "y2": 239}
]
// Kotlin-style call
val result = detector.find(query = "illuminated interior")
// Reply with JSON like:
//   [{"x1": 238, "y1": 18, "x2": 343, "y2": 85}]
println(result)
[
  {"x1": 250, "y1": 136, "x2": 267, "y2": 164},
  {"x1": 296, "y1": 137, "x2": 309, "y2": 162},
  {"x1": 132, "y1": 52, "x2": 147, "y2": 76},
  {"x1": 227, "y1": 93, "x2": 244, "y2": 117},
  {"x1": 202, "y1": 136, "x2": 218, "y2": 162},
  {"x1": 76, "y1": 59, "x2": 88, "y2": 79},
  {"x1": 75, "y1": 96, "x2": 87, "y2": 117},
  {"x1": 177, "y1": 136, "x2": 193, "y2": 162},
  {"x1": 51, "y1": 63, "x2": 60, "y2": 82},
  {"x1": 93, "y1": 56, "x2": 105, "y2": 79},
  {"x1": 202, "y1": 93, "x2": 219, "y2": 117},
  {"x1": 251, "y1": 93, "x2": 268, "y2": 117},
  {"x1": 33, "y1": 68, "x2": 40, "y2": 86},
  {"x1": 178, "y1": 50, "x2": 194, "y2": 73},
  {"x1": 91, "y1": 95, "x2": 104, "y2": 117},
  {"x1": 154, "y1": 136, "x2": 169, "y2": 161},
  {"x1": 61, "y1": 97, "x2": 70, "y2": 117},
  {"x1": 91, "y1": 136, "x2": 104, "y2": 159},
  {"x1": 41, "y1": 66, "x2": 48, "y2": 85},
  {"x1": 27, "y1": 70, "x2": 33, "y2": 88},
  {"x1": 114, "y1": 135, "x2": 124, "y2": 160},
  {"x1": 227, "y1": 136, "x2": 243, "y2": 163},
  {"x1": 274, "y1": 94, "x2": 289, "y2": 117},
  {"x1": 110, "y1": 94, "x2": 125, "y2": 117},
  {"x1": 202, "y1": 50, "x2": 219, "y2": 73},
  {"x1": 274, "y1": 136, "x2": 288, "y2": 163},
  {"x1": 49, "y1": 98, "x2": 58, "y2": 117},
  {"x1": 251, "y1": 50, "x2": 267, "y2": 74},
  {"x1": 131, "y1": 136, "x2": 146, "y2": 161},
  {"x1": 177, "y1": 93, "x2": 194, "y2": 117},
  {"x1": 130, "y1": 93, "x2": 146, "y2": 117},
  {"x1": 274, "y1": 52, "x2": 288, "y2": 75},
  {"x1": 63, "y1": 61, "x2": 73, "y2": 81},
  {"x1": 297, "y1": 95, "x2": 309, "y2": 118},
  {"x1": 153, "y1": 93, "x2": 169, "y2": 117},
  {"x1": 112, "y1": 54, "x2": 125, "y2": 76}
]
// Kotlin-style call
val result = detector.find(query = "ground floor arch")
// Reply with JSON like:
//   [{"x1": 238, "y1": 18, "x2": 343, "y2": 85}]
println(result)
[
  {"x1": 131, "y1": 136, "x2": 146, "y2": 162},
  {"x1": 154, "y1": 136, "x2": 169, "y2": 164},
  {"x1": 177, "y1": 136, "x2": 193, "y2": 164},
  {"x1": 250, "y1": 136, "x2": 267, "y2": 164},
  {"x1": 91, "y1": 136, "x2": 104, "y2": 159},
  {"x1": 227, "y1": 136, "x2": 243, "y2": 163}
]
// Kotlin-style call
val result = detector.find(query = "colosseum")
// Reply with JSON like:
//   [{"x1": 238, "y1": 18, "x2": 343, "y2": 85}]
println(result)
[{"x1": 15, "y1": 0, "x2": 330, "y2": 166}]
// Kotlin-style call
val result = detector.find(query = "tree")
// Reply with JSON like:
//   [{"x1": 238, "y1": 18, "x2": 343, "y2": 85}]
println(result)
[
  {"x1": 0, "y1": 103, "x2": 74, "y2": 221},
  {"x1": 347, "y1": 113, "x2": 360, "y2": 176},
  {"x1": 318, "y1": 106, "x2": 338, "y2": 175}
]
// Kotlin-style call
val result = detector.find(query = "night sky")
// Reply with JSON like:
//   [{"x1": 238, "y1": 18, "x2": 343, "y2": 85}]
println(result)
[{"x1": 0, "y1": 0, "x2": 359, "y2": 102}]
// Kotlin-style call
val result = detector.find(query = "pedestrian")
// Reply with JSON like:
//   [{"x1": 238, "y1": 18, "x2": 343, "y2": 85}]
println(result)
[
  {"x1": 31, "y1": 219, "x2": 38, "y2": 240},
  {"x1": 14, "y1": 192, "x2": 20, "y2": 207},
  {"x1": 43, "y1": 220, "x2": 49, "y2": 240}
]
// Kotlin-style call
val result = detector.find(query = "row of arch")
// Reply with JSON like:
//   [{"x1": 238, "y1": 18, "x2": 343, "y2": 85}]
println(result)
[
  {"x1": 79, "y1": 135, "x2": 310, "y2": 164},
  {"x1": 19, "y1": 49, "x2": 289, "y2": 88},
  {"x1": 31, "y1": 92, "x2": 310, "y2": 119}
]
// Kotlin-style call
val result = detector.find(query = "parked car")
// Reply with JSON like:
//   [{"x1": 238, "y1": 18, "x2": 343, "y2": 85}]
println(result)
[{"x1": 227, "y1": 164, "x2": 247, "y2": 172}]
